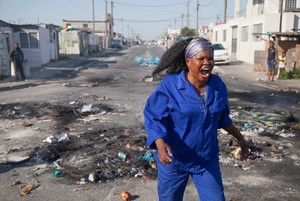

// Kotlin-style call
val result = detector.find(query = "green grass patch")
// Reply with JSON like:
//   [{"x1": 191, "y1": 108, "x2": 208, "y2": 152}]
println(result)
[{"x1": 279, "y1": 68, "x2": 300, "y2": 80}]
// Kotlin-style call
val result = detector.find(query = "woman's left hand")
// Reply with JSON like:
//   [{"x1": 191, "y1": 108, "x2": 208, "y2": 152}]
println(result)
[{"x1": 238, "y1": 139, "x2": 250, "y2": 161}]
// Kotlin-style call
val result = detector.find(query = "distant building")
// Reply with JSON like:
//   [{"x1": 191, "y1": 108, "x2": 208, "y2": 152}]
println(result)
[
  {"x1": 167, "y1": 28, "x2": 181, "y2": 40},
  {"x1": 62, "y1": 17, "x2": 114, "y2": 49},
  {"x1": 62, "y1": 19, "x2": 109, "y2": 36},
  {"x1": 0, "y1": 20, "x2": 60, "y2": 75},
  {"x1": 213, "y1": 0, "x2": 300, "y2": 70}
]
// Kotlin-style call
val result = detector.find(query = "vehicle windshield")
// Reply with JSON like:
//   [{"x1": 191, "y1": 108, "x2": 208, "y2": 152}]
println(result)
[{"x1": 212, "y1": 44, "x2": 225, "y2": 50}]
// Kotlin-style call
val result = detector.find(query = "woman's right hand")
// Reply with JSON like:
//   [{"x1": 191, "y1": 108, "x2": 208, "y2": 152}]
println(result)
[{"x1": 155, "y1": 138, "x2": 173, "y2": 165}]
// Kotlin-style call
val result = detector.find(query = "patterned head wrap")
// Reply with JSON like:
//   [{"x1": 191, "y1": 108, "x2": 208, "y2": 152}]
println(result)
[{"x1": 184, "y1": 37, "x2": 213, "y2": 59}]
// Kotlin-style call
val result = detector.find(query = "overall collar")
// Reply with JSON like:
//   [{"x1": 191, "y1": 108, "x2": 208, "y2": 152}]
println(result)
[{"x1": 177, "y1": 70, "x2": 217, "y2": 105}]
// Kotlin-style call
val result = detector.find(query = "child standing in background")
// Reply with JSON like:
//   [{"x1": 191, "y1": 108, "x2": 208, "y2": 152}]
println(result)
[{"x1": 277, "y1": 51, "x2": 286, "y2": 79}]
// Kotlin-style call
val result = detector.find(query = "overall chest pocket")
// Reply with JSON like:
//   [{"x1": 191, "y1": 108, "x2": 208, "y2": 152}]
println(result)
[{"x1": 209, "y1": 102, "x2": 226, "y2": 123}]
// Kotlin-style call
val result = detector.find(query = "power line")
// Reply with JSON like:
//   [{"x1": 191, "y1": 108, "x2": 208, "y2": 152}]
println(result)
[
  {"x1": 200, "y1": 0, "x2": 216, "y2": 7},
  {"x1": 114, "y1": 16, "x2": 182, "y2": 23},
  {"x1": 114, "y1": 1, "x2": 185, "y2": 8}
]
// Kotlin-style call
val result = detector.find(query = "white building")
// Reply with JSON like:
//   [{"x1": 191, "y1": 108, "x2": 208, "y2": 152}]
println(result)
[{"x1": 213, "y1": 0, "x2": 300, "y2": 64}]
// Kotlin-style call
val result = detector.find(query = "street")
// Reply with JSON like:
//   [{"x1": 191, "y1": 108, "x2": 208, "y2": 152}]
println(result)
[{"x1": 0, "y1": 45, "x2": 299, "y2": 201}]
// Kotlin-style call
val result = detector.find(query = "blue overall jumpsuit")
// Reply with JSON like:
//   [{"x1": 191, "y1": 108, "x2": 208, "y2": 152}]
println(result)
[{"x1": 144, "y1": 70, "x2": 232, "y2": 201}]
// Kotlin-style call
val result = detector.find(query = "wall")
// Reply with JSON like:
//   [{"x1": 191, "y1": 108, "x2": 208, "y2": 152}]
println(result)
[
  {"x1": 39, "y1": 27, "x2": 51, "y2": 66},
  {"x1": 62, "y1": 20, "x2": 107, "y2": 33},
  {"x1": 59, "y1": 31, "x2": 91, "y2": 56},
  {"x1": 254, "y1": 42, "x2": 300, "y2": 72},
  {"x1": 0, "y1": 34, "x2": 10, "y2": 75},
  {"x1": 295, "y1": 44, "x2": 300, "y2": 69},
  {"x1": 12, "y1": 27, "x2": 51, "y2": 68},
  {"x1": 59, "y1": 32, "x2": 81, "y2": 55}
]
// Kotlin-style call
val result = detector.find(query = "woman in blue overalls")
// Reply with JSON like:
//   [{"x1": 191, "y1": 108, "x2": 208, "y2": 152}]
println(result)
[{"x1": 144, "y1": 37, "x2": 249, "y2": 201}]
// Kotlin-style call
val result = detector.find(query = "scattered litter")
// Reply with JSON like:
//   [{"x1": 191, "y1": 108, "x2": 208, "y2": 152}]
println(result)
[
  {"x1": 145, "y1": 77, "x2": 153, "y2": 82},
  {"x1": 19, "y1": 183, "x2": 40, "y2": 196},
  {"x1": 243, "y1": 124, "x2": 252, "y2": 129},
  {"x1": 230, "y1": 147, "x2": 241, "y2": 160},
  {"x1": 138, "y1": 150, "x2": 154, "y2": 161},
  {"x1": 11, "y1": 180, "x2": 22, "y2": 186},
  {"x1": 4, "y1": 156, "x2": 30, "y2": 164},
  {"x1": 43, "y1": 132, "x2": 69, "y2": 143},
  {"x1": 123, "y1": 130, "x2": 132, "y2": 137},
  {"x1": 113, "y1": 75, "x2": 121, "y2": 81},
  {"x1": 286, "y1": 187, "x2": 296, "y2": 193},
  {"x1": 278, "y1": 132, "x2": 296, "y2": 138},
  {"x1": 53, "y1": 170, "x2": 63, "y2": 177},
  {"x1": 53, "y1": 159, "x2": 64, "y2": 169},
  {"x1": 291, "y1": 123, "x2": 300, "y2": 130},
  {"x1": 120, "y1": 191, "x2": 132, "y2": 201},
  {"x1": 21, "y1": 122, "x2": 33, "y2": 127},
  {"x1": 88, "y1": 173, "x2": 96, "y2": 182},
  {"x1": 117, "y1": 152, "x2": 127, "y2": 161},
  {"x1": 80, "y1": 113, "x2": 109, "y2": 123},
  {"x1": 81, "y1": 104, "x2": 93, "y2": 113}
]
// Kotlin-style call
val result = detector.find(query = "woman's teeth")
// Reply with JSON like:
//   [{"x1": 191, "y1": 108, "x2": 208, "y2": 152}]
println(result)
[{"x1": 200, "y1": 70, "x2": 210, "y2": 75}]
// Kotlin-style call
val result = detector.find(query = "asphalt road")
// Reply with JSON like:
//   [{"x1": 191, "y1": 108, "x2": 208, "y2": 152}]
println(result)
[{"x1": 0, "y1": 45, "x2": 299, "y2": 201}]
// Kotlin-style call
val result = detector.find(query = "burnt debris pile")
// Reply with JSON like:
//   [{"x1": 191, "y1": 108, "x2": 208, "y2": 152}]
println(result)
[
  {"x1": 30, "y1": 128, "x2": 157, "y2": 183},
  {"x1": 1, "y1": 102, "x2": 299, "y2": 184}
]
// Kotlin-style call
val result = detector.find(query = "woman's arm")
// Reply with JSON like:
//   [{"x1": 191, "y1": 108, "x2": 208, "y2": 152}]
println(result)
[{"x1": 223, "y1": 124, "x2": 250, "y2": 161}]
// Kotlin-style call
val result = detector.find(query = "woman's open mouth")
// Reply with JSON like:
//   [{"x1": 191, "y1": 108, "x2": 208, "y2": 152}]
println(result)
[{"x1": 200, "y1": 68, "x2": 211, "y2": 75}]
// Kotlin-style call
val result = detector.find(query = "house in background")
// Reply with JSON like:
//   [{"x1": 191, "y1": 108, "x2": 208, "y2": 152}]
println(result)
[
  {"x1": 213, "y1": 0, "x2": 300, "y2": 71},
  {"x1": 0, "y1": 20, "x2": 60, "y2": 76},
  {"x1": 40, "y1": 23, "x2": 60, "y2": 61},
  {"x1": 62, "y1": 19, "x2": 109, "y2": 51},
  {"x1": 59, "y1": 29, "x2": 98, "y2": 56}
]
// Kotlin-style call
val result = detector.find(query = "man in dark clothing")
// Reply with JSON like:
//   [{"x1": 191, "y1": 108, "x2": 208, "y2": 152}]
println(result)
[{"x1": 9, "y1": 42, "x2": 26, "y2": 81}]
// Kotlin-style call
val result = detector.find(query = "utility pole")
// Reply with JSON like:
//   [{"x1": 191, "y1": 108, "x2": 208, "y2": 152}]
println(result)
[
  {"x1": 105, "y1": 0, "x2": 108, "y2": 48},
  {"x1": 111, "y1": 1, "x2": 114, "y2": 38},
  {"x1": 196, "y1": 0, "x2": 199, "y2": 36},
  {"x1": 186, "y1": 0, "x2": 190, "y2": 27},
  {"x1": 92, "y1": 0, "x2": 95, "y2": 32},
  {"x1": 181, "y1": 13, "x2": 184, "y2": 29},
  {"x1": 224, "y1": 0, "x2": 227, "y2": 23},
  {"x1": 127, "y1": 24, "x2": 130, "y2": 38},
  {"x1": 121, "y1": 18, "x2": 124, "y2": 37},
  {"x1": 279, "y1": 0, "x2": 283, "y2": 32}
]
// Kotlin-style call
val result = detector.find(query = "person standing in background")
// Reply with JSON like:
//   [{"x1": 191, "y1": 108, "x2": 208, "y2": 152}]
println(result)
[
  {"x1": 277, "y1": 51, "x2": 286, "y2": 79},
  {"x1": 266, "y1": 41, "x2": 278, "y2": 82},
  {"x1": 9, "y1": 42, "x2": 25, "y2": 81}
]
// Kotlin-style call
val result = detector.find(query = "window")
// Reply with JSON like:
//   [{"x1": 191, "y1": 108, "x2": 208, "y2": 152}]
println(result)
[
  {"x1": 253, "y1": 23, "x2": 262, "y2": 42},
  {"x1": 19, "y1": 32, "x2": 39, "y2": 48},
  {"x1": 215, "y1": 31, "x2": 218, "y2": 41},
  {"x1": 29, "y1": 33, "x2": 38, "y2": 48},
  {"x1": 253, "y1": 0, "x2": 264, "y2": 5},
  {"x1": 241, "y1": 26, "x2": 249, "y2": 42},
  {"x1": 285, "y1": 0, "x2": 296, "y2": 10},
  {"x1": 20, "y1": 33, "x2": 29, "y2": 48},
  {"x1": 83, "y1": 24, "x2": 88, "y2": 28},
  {"x1": 223, "y1": 29, "x2": 226, "y2": 42}
]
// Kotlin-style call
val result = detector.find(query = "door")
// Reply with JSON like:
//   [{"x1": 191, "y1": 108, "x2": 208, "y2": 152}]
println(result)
[{"x1": 231, "y1": 26, "x2": 237, "y2": 54}]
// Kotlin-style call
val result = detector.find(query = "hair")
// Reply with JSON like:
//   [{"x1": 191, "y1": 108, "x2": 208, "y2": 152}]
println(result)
[{"x1": 152, "y1": 37, "x2": 193, "y2": 76}]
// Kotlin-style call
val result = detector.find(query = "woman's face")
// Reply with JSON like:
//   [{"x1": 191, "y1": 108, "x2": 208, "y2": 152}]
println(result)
[{"x1": 186, "y1": 50, "x2": 215, "y2": 83}]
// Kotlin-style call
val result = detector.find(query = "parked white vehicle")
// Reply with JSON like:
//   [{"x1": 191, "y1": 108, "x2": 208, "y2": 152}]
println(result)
[{"x1": 212, "y1": 43, "x2": 230, "y2": 65}]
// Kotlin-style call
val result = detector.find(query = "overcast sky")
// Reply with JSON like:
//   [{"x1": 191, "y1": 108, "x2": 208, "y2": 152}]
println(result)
[{"x1": 0, "y1": 0, "x2": 248, "y2": 40}]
